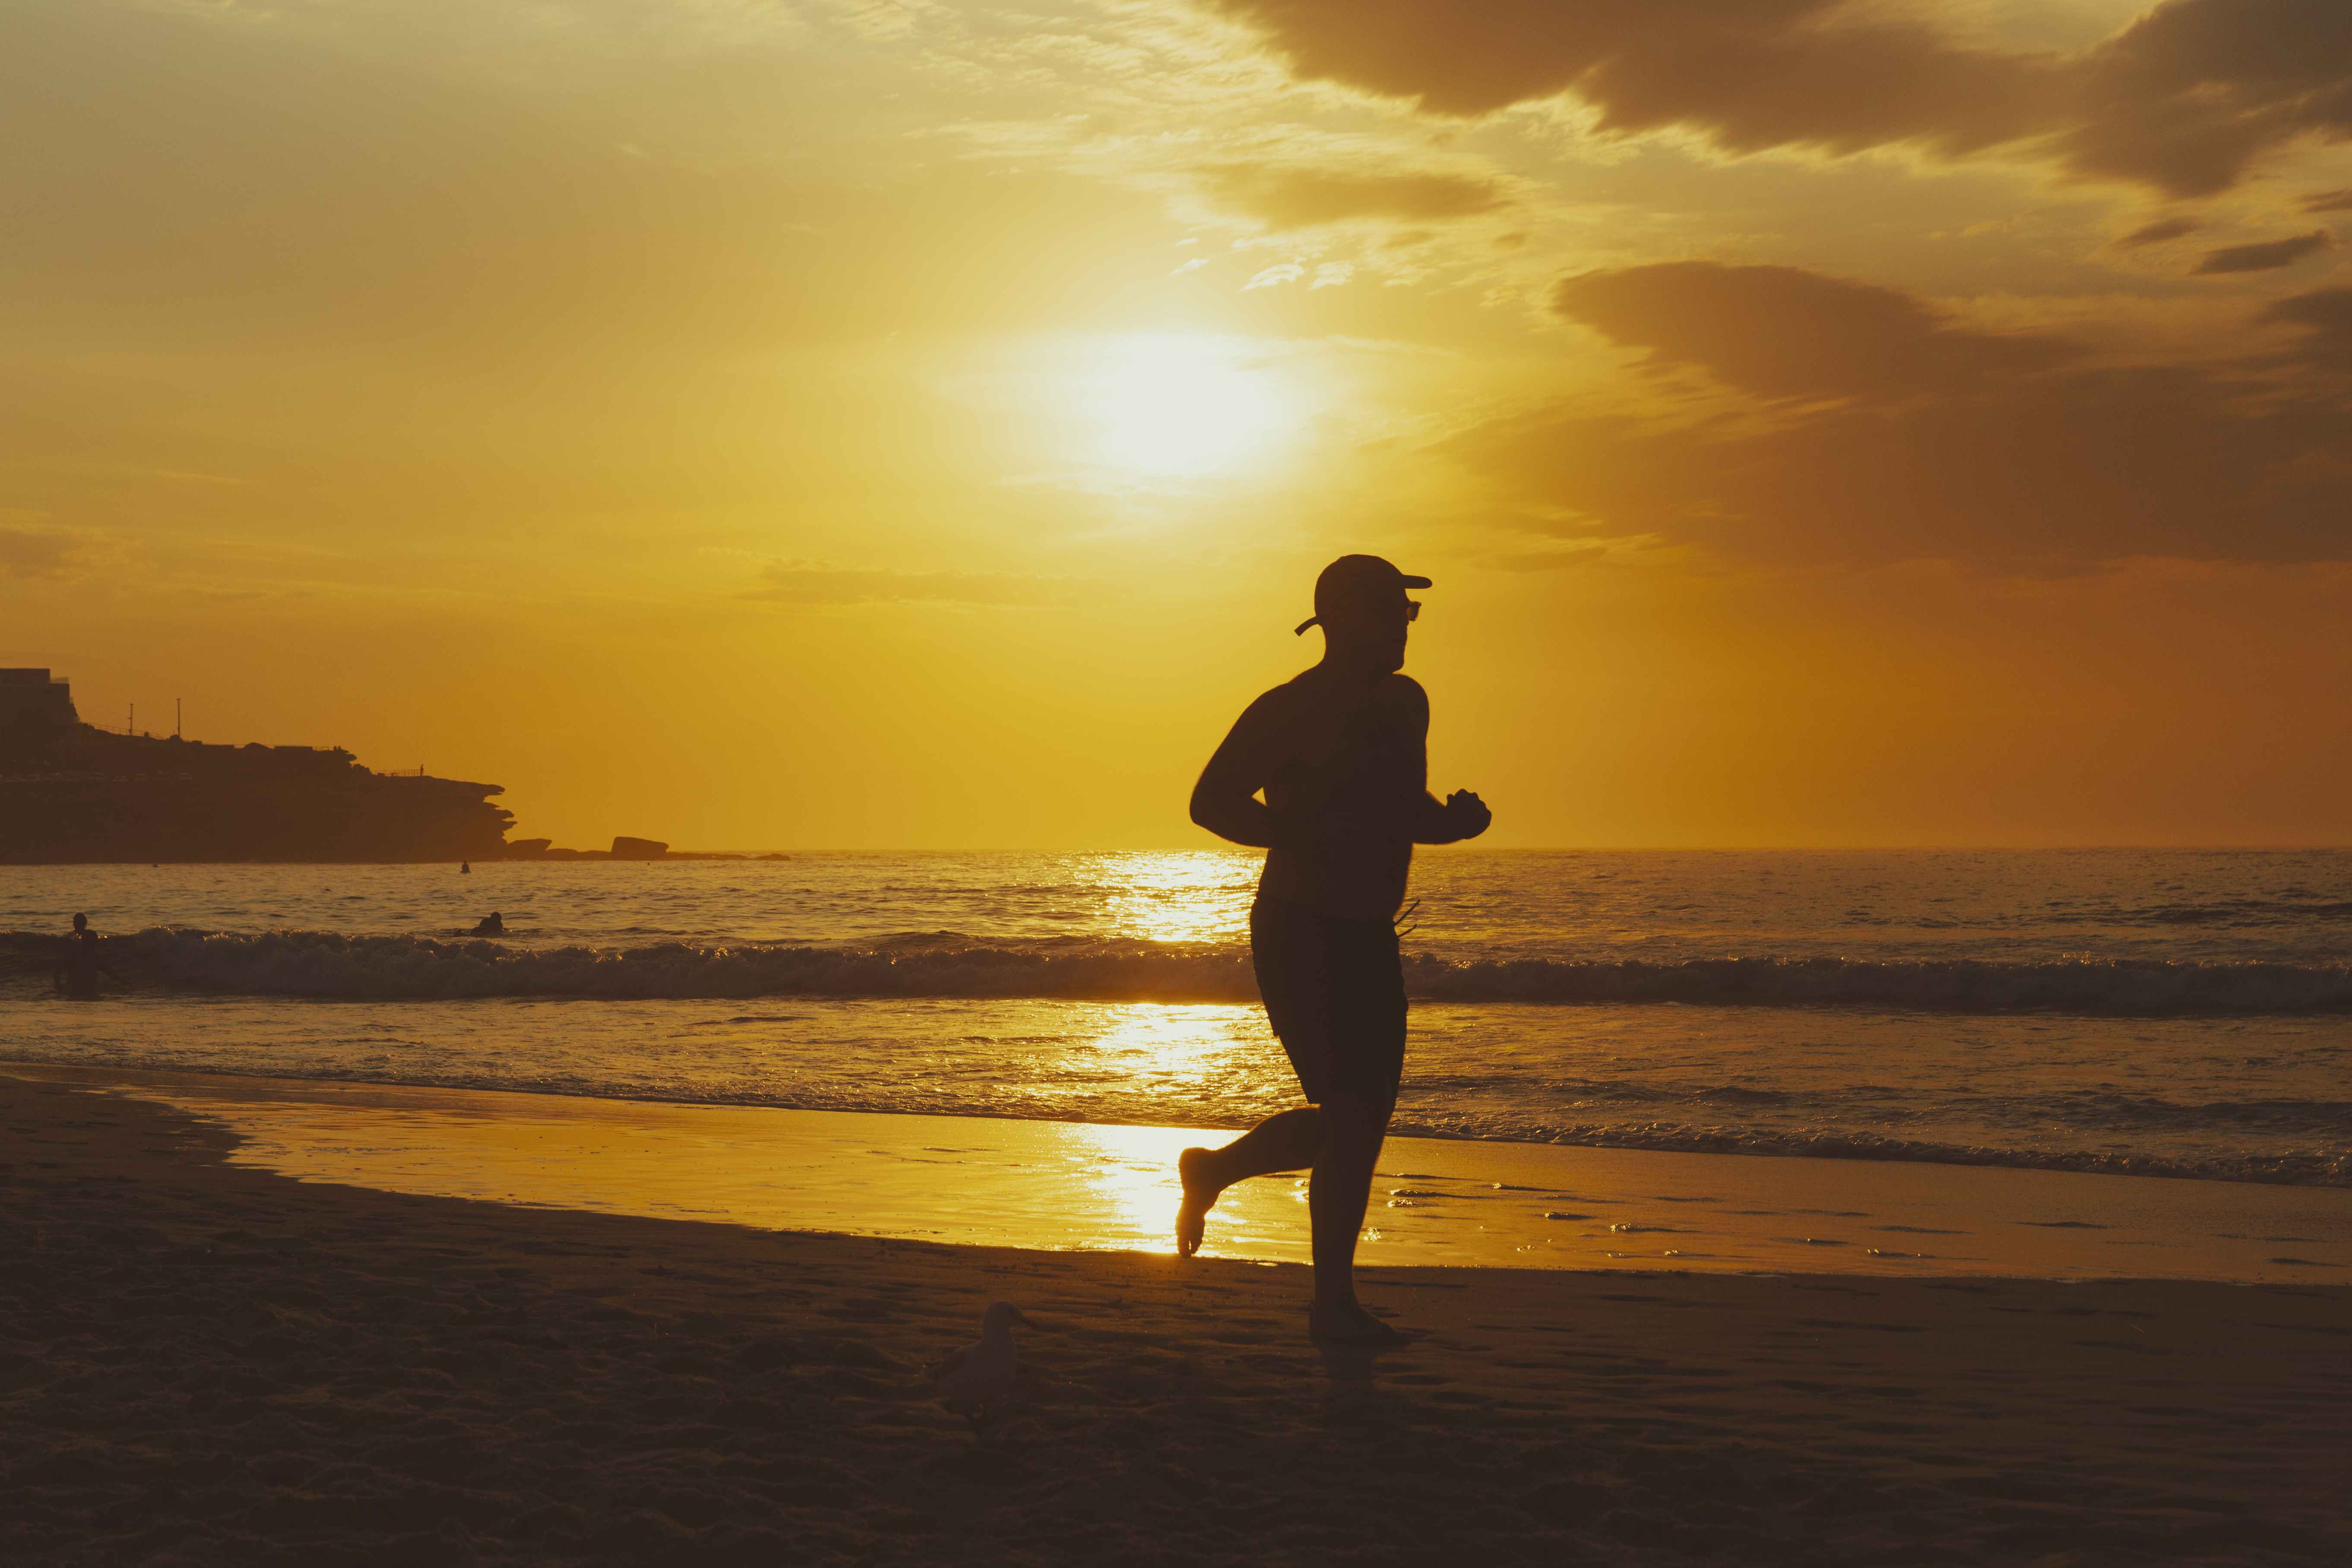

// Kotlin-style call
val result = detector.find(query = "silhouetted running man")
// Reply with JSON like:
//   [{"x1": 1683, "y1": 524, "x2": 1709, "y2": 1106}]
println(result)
[
  {"x1": 1181, "y1": 554, "x2": 1491, "y2": 1346},
  {"x1": 53, "y1": 912, "x2": 119, "y2": 1000}
]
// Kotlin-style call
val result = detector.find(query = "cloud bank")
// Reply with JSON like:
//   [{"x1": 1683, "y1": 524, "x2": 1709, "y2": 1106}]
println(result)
[
  {"x1": 1203, "y1": 0, "x2": 2352, "y2": 195},
  {"x1": 1453, "y1": 261, "x2": 2352, "y2": 568}
]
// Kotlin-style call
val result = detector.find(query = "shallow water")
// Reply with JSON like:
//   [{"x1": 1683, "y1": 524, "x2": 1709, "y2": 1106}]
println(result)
[
  {"x1": 4, "y1": 851, "x2": 2348, "y2": 1186},
  {"x1": 16, "y1": 1064, "x2": 2346, "y2": 1284}
]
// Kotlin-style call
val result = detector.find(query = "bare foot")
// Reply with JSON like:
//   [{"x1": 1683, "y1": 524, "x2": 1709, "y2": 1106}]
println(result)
[
  {"x1": 1176, "y1": 1147, "x2": 1217, "y2": 1258},
  {"x1": 1308, "y1": 1300, "x2": 1410, "y2": 1347}
]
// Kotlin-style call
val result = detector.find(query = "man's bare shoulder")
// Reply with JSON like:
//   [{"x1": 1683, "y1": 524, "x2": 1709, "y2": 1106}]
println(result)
[
  {"x1": 1221, "y1": 681, "x2": 1310, "y2": 746},
  {"x1": 1376, "y1": 672, "x2": 1430, "y2": 716},
  {"x1": 1250, "y1": 672, "x2": 1323, "y2": 713},
  {"x1": 1257, "y1": 669, "x2": 1427, "y2": 712}
]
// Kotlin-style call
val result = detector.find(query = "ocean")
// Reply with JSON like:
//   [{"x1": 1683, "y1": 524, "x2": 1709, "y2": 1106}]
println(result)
[{"x1": 3, "y1": 849, "x2": 2347, "y2": 1191}]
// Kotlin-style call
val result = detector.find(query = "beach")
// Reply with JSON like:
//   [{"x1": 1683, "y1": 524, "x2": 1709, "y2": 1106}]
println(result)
[
  {"x1": 12, "y1": 1061, "x2": 2350, "y2": 1285},
  {"x1": 20, "y1": 2, "x2": 2352, "y2": 1560},
  {"x1": 7, "y1": 1071, "x2": 2347, "y2": 1566}
]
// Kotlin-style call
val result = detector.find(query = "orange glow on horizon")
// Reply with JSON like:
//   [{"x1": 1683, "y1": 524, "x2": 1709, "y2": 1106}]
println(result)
[{"x1": 7, "y1": 0, "x2": 2350, "y2": 850}]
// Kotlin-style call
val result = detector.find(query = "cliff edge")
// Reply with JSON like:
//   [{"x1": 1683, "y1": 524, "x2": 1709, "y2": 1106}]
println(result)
[{"x1": 0, "y1": 670, "x2": 513, "y2": 864}]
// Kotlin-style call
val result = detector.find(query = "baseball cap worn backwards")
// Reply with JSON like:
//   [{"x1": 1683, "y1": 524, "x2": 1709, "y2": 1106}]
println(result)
[{"x1": 1294, "y1": 554, "x2": 1433, "y2": 636}]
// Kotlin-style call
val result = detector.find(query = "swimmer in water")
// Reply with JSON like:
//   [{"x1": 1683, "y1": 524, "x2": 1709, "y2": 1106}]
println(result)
[
  {"x1": 53, "y1": 913, "x2": 121, "y2": 1000},
  {"x1": 1181, "y1": 554, "x2": 1491, "y2": 1346},
  {"x1": 471, "y1": 912, "x2": 505, "y2": 936}
]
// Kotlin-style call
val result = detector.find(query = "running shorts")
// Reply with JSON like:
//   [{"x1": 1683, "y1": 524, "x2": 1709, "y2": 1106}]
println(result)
[{"x1": 1249, "y1": 896, "x2": 1407, "y2": 1106}]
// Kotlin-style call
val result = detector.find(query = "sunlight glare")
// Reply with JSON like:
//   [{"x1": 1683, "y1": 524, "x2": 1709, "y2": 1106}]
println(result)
[
  {"x1": 1073, "y1": 1121, "x2": 1194, "y2": 1256},
  {"x1": 1077, "y1": 335, "x2": 1300, "y2": 477},
  {"x1": 1094, "y1": 850, "x2": 1254, "y2": 945}
]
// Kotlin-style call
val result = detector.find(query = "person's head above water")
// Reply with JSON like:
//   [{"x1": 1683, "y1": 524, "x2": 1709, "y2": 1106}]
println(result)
[
  {"x1": 1293, "y1": 554, "x2": 1431, "y2": 674},
  {"x1": 71, "y1": 912, "x2": 88, "y2": 932}
]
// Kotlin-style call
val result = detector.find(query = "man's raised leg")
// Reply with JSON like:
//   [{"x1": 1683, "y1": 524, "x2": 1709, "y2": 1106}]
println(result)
[{"x1": 1176, "y1": 1107, "x2": 1322, "y2": 1257}]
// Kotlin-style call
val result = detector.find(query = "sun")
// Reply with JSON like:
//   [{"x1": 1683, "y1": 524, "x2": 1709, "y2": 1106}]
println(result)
[{"x1": 1074, "y1": 334, "x2": 1300, "y2": 478}]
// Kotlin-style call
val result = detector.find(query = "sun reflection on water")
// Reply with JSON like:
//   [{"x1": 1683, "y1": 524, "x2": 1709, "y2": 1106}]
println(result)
[
  {"x1": 1078, "y1": 1003, "x2": 1260, "y2": 1101},
  {"x1": 989, "y1": 1003, "x2": 1291, "y2": 1257},
  {"x1": 1064, "y1": 1121, "x2": 1195, "y2": 1256},
  {"x1": 1089, "y1": 851, "x2": 1255, "y2": 946}
]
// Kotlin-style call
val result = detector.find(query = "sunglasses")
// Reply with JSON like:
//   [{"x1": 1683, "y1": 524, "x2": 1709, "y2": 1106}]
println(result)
[{"x1": 1296, "y1": 598, "x2": 1423, "y2": 637}]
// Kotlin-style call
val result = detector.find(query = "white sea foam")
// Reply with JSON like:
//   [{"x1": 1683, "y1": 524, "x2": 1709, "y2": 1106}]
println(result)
[{"x1": 47, "y1": 926, "x2": 2352, "y2": 1012}]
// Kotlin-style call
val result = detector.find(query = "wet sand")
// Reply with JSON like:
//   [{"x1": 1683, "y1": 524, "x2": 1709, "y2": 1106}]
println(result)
[
  {"x1": 15, "y1": 1061, "x2": 2349, "y2": 1285},
  {"x1": 5, "y1": 1072, "x2": 2349, "y2": 1565}
]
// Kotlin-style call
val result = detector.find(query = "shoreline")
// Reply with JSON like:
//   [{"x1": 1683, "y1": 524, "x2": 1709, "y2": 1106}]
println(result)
[
  {"x1": 5, "y1": 1061, "x2": 2349, "y2": 1286},
  {"x1": 4, "y1": 1045, "x2": 2345, "y2": 1197},
  {"x1": 5, "y1": 1072, "x2": 2348, "y2": 1564}
]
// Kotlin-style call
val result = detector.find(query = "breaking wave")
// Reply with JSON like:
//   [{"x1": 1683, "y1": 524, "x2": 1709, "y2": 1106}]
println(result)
[
  {"x1": 1384, "y1": 1118, "x2": 2352, "y2": 1189},
  {"x1": 9, "y1": 926, "x2": 2352, "y2": 1012}
]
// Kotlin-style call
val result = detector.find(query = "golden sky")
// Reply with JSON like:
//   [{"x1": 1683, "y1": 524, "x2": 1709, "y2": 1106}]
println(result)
[{"x1": 6, "y1": 0, "x2": 2350, "y2": 849}]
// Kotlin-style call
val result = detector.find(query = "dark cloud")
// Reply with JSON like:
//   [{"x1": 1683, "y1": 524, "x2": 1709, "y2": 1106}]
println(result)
[
  {"x1": 2191, "y1": 228, "x2": 2337, "y2": 274},
  {"x1": 1193, "y1": 164, "x2": 1509, "y2": 228},
  {"x1": 2260, "y1": 285, "x2": 2352, "y2": 370},
  {"x1": 2052, "y1": 0, "x2": 2352, "y2": 195},
  {"x1": 1449, "y1": 262, "x2": 2352, "y2": 568},
  {"x1": 1203, "y1": 0, "x2": 2352, "y2": 196},
  {"x1": 745, "y1": 561, "x2": 1089, "y2": 607},
  {"x1": 2303, "y1": 188, "x2": 2352, "y2": 212},
  {"x1": 2116, "y1": 217, "x2": 2200, "y2": 248},
  {"x1": 1551, "y1": 262, "x2": 2077, "y2": 401}
]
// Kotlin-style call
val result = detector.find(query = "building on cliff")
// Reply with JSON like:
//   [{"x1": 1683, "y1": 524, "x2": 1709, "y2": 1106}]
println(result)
[
  {"x1": 0, "y1": 670, "x2": 513, "y2": 863},
  {"x1": 0, "y1": 668, "x2": 78, "y2": 729}
]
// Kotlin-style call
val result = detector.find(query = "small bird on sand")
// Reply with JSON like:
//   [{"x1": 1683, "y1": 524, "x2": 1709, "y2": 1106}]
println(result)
[{"x1": 928, "y1": 1301, "x2": 1037, "y2": 1440}]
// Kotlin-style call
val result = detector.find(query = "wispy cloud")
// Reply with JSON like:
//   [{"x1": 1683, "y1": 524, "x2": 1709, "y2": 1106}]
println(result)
[
  {"x1": 1190, "y1": 162, "x2": 1511, "y2": 230},
  {"x1": 2115, "y1": 217, "x2": 2199, "y2": 249},
  {"x1": 2192, "y1": 230, "x2": 2337, "y2": 276},
  {"x1": 0, "y1": 520, "x2": 114, "y2": 580},
  {"x1": 744, "y1": 559, "x2": 1093, "y2": 607}
]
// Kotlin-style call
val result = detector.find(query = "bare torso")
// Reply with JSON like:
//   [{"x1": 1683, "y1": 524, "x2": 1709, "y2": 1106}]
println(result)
[{"x1": 1225, "y1": 668, "x2": 1430, "y2": 923}]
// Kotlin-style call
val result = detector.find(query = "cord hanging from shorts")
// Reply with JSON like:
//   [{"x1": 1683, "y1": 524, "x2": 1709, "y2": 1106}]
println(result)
[{"x1": 1392, "y1": 898, "x2": 1421, "y2": 937}]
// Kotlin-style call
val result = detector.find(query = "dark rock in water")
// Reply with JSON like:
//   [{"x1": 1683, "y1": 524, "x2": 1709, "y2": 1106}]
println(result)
[{"x1": 611, "y1": 836, "x2": 669, "y2": 860}]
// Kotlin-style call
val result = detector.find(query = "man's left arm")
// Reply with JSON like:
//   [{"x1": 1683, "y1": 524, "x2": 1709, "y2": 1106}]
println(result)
[
  {"x1": 1413, "y1": 789, "x2": 1491, "y2": 844},
  {"x1": 1389, "y1": 677, "x2": 1491, "y2": 845}
]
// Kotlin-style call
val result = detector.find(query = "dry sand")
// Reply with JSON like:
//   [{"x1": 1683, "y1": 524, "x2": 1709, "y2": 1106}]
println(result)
[{"x1": 4, "y1": 1072, "x2": 2348, "y2": 1566}]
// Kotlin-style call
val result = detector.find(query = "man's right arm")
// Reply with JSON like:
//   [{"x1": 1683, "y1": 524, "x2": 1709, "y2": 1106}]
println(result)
[{"x1": 1189, "y1": 692, "x2": 1307, "y2": 852}]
